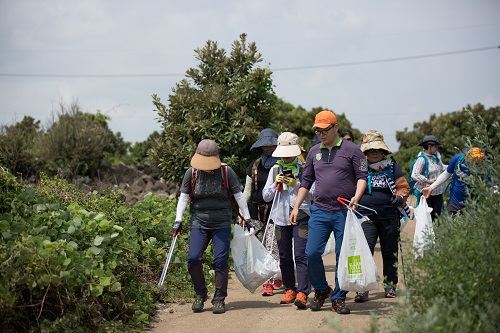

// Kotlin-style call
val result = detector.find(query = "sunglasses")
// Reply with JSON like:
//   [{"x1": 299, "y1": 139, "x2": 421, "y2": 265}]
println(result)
[
  {"x1": 315, "y1": 125, "x2": 336, "y2": 136},
  {"x1": 343, "y1": 137, "x2": 352, "y2": 141},
  {"x1": 366, "y1": 149, "x2": 383, "y2": 154}
]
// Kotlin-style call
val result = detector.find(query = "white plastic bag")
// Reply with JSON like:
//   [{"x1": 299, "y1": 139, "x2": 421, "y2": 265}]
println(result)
[
  {"x1": 322, "y1": 232, "x2": 335, "y2": 256},
  {"x1": 413, "y1": 196, "x2": 435, "y2": 258},
  {"x1": 231, "y1": 224, "x2": 280, "y2": 293},
  {"x1": 338, "y1": 210, "x2": 379, "y2": 292}
]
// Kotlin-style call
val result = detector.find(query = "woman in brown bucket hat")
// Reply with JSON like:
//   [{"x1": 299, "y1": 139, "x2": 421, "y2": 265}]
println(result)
[{"x1": 357, "y1": 130, "x2": 410, "y2": 301}]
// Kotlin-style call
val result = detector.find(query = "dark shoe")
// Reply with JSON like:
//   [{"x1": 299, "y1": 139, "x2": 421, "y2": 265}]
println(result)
[
  {"x1": 309, "y1": 287, "x2": 333, "y2": 311},
  {"x1": 331, "y1": 299, "x2": 351, "y2": 314},
  {"x1": 354, "y1": 291, "x2": 369, "y2": 303},
  {"x1": 385, "y1": 288, "x2": 397, "y2": 298},
  {"x1": 192, "y1": 293, "x2": 208, "y2": 312},
  {"x1": 212, "y1": 301, "x2": 225, "y2": 314},
  {"x1": 294, "y1": 292, "x2": 307, "y2": 309}
]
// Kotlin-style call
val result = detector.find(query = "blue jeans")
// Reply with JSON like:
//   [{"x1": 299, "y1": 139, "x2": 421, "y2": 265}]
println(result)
[
  {"x1": 305, "y1": 205, "x2": 348, "y2": 301},
  {"x1": 188, "y1": 227, "x2": 231, "y2": 302}
]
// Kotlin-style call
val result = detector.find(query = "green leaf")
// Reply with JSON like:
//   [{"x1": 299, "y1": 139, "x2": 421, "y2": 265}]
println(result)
[
  {"x1": 99, "y1": 276, "x2": 111, "y2": 286},
  {"x1": 109, "y1": 281, "x2": 121, "y2": 292},
  {"x1": 90, "y1": 284, "x2": 103, "y2": 297},
  {"x1": 112, "y1": 225, "x2": 123, "y2": 231},
  {"x1": 67, "y1": 225, "x2": 76, "y2": 234},
  {"x1": 90, "y1": 246, "x2": 101, "y2": 255},
  {"x1": 94, "y1": 236, "x2": 104, "y2": 246}
]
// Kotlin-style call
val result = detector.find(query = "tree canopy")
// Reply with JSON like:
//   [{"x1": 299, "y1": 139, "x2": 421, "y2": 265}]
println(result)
[{"x1": 152, "y1": 34, "x2": 277, "y2": 182}]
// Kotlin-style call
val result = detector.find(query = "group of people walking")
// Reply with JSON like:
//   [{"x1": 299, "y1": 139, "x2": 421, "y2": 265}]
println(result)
[{"x1": 171, "y1": 109, "x2": 485, "y2": 315}]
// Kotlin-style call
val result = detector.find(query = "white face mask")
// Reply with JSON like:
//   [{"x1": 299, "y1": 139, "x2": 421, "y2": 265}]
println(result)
[{"x1": 369, "y1": 159, "x2": 391, "y2": 170}]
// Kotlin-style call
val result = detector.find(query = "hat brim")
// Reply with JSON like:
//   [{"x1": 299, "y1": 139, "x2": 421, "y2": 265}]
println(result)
[
  {"x1": 418, "y1": 141, "x2": 443, "y2": 146},
  {"x1": 250, "y1": 137, "x2": 278, "y2": 150},
  {"x1": 190, "y1": 154, "x2": 221, "y2": 170},
  {"x1": 312, "y1": 123, "x2": 332, "y2": 129},
  {"x1": 360, "y1": 142, "x2": 392, "y2": 154},
  {"x1": 272, "y1": 145, "x2": 302, "y2": 158}
]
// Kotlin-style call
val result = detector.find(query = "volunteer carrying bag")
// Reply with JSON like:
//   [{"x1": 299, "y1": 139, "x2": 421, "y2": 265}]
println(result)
[
  {"x1": 231, "y1": 224, "x2": 280, "y2": 293},
  {"x1": 413, "y1": 195, "x2": 435, "y2": 258},
  {"x1": 338, "y1": 210, "x2": 379, "y2": 292}
]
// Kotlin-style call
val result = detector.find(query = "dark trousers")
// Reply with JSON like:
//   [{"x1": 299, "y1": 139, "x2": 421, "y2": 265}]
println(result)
[
  {"x1": 276, "y1": 218, "x2": 311, "y2": 295},
  {"x1": 361, "y1": 218, "x2": 399, "y2": 288},
  {"x1": 426, "y1": 194, "x2": 443, "y2": 221},
  {"x1": 188, "y1": 227, "x2": 231, "y2": 303}
]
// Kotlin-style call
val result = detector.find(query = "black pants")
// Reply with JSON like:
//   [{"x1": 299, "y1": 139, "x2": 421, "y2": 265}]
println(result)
[
  {"x1": 361, "y1": 218, "x2": 399, "y2": 288},
  {"x1": 426, "y1": 194, "x2": 443, "y2": 221}
]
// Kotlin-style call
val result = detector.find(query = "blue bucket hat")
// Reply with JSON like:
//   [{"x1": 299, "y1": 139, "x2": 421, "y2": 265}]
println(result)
[{"x1": 251, "y1": 128, "x2": 278, "y2": 150}]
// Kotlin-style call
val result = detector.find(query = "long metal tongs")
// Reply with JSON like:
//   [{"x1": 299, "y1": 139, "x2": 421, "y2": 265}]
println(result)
[
  {"x1": 158, "y1": 235, "x2": 178, "y2": 288},
  {"x1": 336, "y1": 196, "x2": 377, "y2": 218}
]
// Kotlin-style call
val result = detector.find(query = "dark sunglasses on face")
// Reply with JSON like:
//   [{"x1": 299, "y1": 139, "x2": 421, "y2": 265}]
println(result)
[
  {"x1": 343, "y1": 137, "x2": 352, "y2": 141},
  {"x1": 366, "y1": 149, "x2": 383, "y2": 154},
  {"x1": 315, "y1": 125, "x2": 335, "y2": 136}
]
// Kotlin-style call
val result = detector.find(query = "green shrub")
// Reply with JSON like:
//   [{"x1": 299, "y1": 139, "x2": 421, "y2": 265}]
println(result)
[
  {"x1": 382, "y1": 113, "x2": 500, "y2": 333},
  {"x1": 0, "y1": 170, "x2": 204, "y2": 332}
]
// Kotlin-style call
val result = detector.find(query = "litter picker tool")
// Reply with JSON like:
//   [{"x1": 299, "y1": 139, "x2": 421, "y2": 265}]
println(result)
[
  {"x1": 336, "y1": 196, "x2": 378, "y2": 215},
  {"x1": 158, "y1": 235, "x2": 178, "y2": 288}
]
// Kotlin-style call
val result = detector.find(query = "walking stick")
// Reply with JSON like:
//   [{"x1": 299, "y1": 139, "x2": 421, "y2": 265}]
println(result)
[{"x1": 158, "y1": 235, "x2": 178, "y2": 288}]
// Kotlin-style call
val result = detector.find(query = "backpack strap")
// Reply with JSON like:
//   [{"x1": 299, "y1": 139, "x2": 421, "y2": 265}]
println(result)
[
  {"x1": 251, "y1": 158, "x2": 261, "y2": 192},
  {"x1": 221, "y1": 163, "x2": 245, "y2": 221}
]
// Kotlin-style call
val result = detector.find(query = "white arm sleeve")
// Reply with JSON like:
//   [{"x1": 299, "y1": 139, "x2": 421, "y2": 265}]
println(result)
[
  {"x1": 175, "y1": 193, "x2": 189, "y2": 221},
  {"x1": 262, "y1": 167, "x2": 277, "y2": 202},
  {"x1": 430, "y1": 171, "x2": 452, "y2": 190},
  {"x1": 234, "y1": 191, "x2": 251, "y2": 220},
  {"x1": 243, "y1": 175, "x2": 252, "y2": 202}
]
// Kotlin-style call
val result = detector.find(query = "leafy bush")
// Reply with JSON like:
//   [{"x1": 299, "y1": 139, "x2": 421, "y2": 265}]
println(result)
[
  {"x1": 0, "y1": 170, "x2": 199, "y2": 332},
  {"x1": 0, "y1": 116, "x2": 42, "y2": 178},
  {"x1": 379, "y1": 113, "x2": 500, "y2": 333}
]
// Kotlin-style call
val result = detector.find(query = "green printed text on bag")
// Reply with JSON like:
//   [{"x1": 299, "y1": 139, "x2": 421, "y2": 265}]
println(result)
[{"x1": 348, "y1": 255, "x2": 362, "y2": 275}]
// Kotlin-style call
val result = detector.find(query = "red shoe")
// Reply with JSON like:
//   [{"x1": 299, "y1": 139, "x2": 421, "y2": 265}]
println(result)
[
  {"x1": 272, "y1": 278, "x2": 283, "y2": 290},
  {"x1": 261, "y1": 282, "x2": 274, "y2": 296}
]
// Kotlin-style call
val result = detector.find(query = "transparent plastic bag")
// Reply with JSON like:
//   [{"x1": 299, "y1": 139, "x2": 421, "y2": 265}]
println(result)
[
  {"x1": 322, "y1": 232, "x2": 335, "y2": 256},
  {"x1": 231, "y1": 224, "x2": 280, "y2": 293}
]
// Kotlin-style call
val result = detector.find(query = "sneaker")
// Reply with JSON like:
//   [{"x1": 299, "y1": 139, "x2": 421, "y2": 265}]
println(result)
[
  {"x1": 261, "y1": 282, "x2": 274, "y2": 296},
  {"x1": 212, "y1": 301, "x2": 225, "y2": 314},
  {"x1": 354, "y1": 291, "x2": 369, "y2": 303},
  {"x1": 192, "y1": 293, "x2": 208, "y2": 312},
  {"x1": 331, "y1": 299, "x2": 351, "y2": 314},
  {"x1": 309, "y1": 287, "x2": 333, "y2": 311},
  {"x1": 294, "y1": 292, "x2": 308, "y2": 309},
  {"x1": 272, "y1": 278, "x2": 283, "y2": 290},
  {"x1": 280, "y1": 289, "x2": 297, "y2": 304},
  {"x1": 385, "y1": 288, "x2": 397, "y2": 298}
]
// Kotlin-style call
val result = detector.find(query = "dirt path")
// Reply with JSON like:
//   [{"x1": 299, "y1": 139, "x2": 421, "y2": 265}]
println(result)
[{"x1": 146, "y1": 208, "x2": 416, "y2": 333}]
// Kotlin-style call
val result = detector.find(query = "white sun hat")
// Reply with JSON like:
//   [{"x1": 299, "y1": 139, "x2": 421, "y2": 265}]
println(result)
[{"x1": 272, "y1": 132, "x2": 302, "y2": 158}]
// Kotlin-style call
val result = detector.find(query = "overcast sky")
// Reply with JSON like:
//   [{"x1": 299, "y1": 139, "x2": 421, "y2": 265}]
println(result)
[{"x1": 1, "y1": 0, "x2": 499, "y2": 152}]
